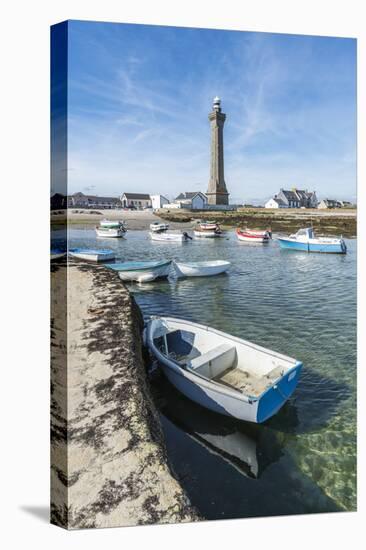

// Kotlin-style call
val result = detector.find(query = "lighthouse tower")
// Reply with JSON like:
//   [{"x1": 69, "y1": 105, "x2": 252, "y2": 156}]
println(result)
[{"x1": 206, "y1": 96, "x2": 229, "y2": 205}]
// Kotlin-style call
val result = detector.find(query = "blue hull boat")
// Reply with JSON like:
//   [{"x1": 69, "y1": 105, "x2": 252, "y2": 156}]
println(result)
[
  {"x1": 277, "y1": 228, "x2": 347, "y2": 254},
  {"x1": 146, "y1": 316, "x2": 303, "y2": 423}
]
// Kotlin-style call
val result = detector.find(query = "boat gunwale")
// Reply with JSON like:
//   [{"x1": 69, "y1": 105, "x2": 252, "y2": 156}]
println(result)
[
  {"x1": 174, "y1": 260, "x2": 230, "y2": 268},
  {"x1": 69, "y1": 248, "x2": 115, "y2": 256},
  {"x1": 147, "y1": 316, "x2": 301, "y2": 403},
  {"x1": 278, "y1": 236, "x2": 344, "y2": 245},
  {"x1": 149, "y1": 232, "x2": 187, "y2": 240},
  {"x1": 106, "y1": 259, "x2": 172, "y2": 272}
]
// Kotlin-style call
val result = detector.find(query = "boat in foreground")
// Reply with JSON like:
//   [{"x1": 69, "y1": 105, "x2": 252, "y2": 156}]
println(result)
[
  {"x1": 236, "y1": 228, "x2": 270, "y2": 243},
  {"x1": 194, "y1": 221, "x2": 224, "y2": 238},
  {"x1": 106, "y1": 259, "x2": 171, "y2": 282},
  {"x1": 173, "y1": 260, "x2": 230, "y2": 278},
  {"x1": 69, "y1": 248, "x2": 115, "y2": 262},
  {"x1": 150, "y1": 221, "x2": 170, "y2": 232},
  {"x1": 277, "y1": 227, "x2": 347, "y2": 254},
  {"x1": 149, "y1": 231, "x2": 191, "y2": 242},
  {"x1": 95, "y1": 219, "x2": 127, "y2": 238},
  {"x1": 146, "y1": 317, "x2": 302, "y2": 423}
]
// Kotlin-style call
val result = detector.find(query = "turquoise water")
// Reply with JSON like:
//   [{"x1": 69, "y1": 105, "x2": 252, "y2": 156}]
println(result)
[{"x1": 64, "y1": 227, "x2": 357, "y2": 518}]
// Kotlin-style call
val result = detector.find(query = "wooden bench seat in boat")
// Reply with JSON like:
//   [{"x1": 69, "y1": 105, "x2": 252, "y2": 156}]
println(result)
[
  {"x1": 215, "y1": 364, "x2": 286, "y2": 397},
  {"x1": 187, "y1": 343, "x2": 237, "y2": 379}
]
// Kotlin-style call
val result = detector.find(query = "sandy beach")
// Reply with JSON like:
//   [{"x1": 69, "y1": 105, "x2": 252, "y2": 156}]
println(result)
[{"x1": 51, "y1": 208, "x2": 193, "y2": 230}]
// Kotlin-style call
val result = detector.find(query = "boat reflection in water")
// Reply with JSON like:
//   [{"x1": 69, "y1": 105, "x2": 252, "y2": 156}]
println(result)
[{"x1": 152, "y1": 374, "x2": 283, "y2": 480}]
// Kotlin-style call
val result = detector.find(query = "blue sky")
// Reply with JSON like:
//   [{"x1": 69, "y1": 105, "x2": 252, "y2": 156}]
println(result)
[{"x1": 64, "y1": 20, "x2": 356, "y2": 203}]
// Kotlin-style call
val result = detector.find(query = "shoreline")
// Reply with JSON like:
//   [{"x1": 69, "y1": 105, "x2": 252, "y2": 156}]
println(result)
[
  {"x1": 51, "y1": 207, "x2": 357, "y2": 237},
  {"x1": 157, "y1": 208, "x2": 357, "y2": 237},
  {"x1": 51, "y1": 259, "x2": 198, "y2": 529}
]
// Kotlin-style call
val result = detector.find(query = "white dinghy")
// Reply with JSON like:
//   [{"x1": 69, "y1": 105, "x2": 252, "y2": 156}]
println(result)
[
  {"x1": 146, "y1": 317, "x2": 302, "y2": 423},
  {"x1": 173, "y1": 260, "x2": 230, "y2": 278},
  {"x1": 106, "y1": 259, "x2": 172, "y2": 282},
  {"x1": 96, "y1": 226, "x2": 125, "y2": 238},
  {"x1": 95, "y1": 220, "x2": 126, "y2": 238},
  {"x1": 69, "y1": 248, "x2": 115, "y2": 262},
  {"x1": 149, "y1": 231, "x2": 192, "y2": 242}
]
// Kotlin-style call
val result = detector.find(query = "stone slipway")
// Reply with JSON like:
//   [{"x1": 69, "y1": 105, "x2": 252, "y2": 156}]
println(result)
[{"x1": 51, "y1": 259, "x2": 198, "y2": 529}]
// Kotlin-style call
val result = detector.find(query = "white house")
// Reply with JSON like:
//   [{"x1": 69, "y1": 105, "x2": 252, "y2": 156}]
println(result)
[
  {"x1": 150, "y1": 194, "x2": 170, "y2": 210},
  {"x1": 265, "y1": 197, "x2": 287, "y2": 209},
  {"x1": 173, "y1": 192, "x2": 208, "y2": 210},
  {"x1": 318, "y1": 199, "x2": 343, "y2": 209},
  {"x1": 120, "y1": 193, "x2": 151, "y2": 209}
]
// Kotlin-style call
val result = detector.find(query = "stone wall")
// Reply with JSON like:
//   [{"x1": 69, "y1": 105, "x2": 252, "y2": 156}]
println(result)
[{"x1": 51, "y1": 259, "x2": 198, "y2": 529}]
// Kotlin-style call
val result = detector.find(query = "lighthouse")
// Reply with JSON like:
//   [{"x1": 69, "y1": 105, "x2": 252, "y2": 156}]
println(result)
[{"x1": 206, "y1": 97, "x2": 229, "y2": 205}]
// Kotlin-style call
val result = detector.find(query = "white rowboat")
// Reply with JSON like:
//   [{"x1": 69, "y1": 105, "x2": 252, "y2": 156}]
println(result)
[
  {"x1": 69, "y1": 248, "x2": 115, "y2": 262},
  {"x1": 173, "y1": 260, "x2": 230, "y2": 278},
  {"x1": 146, "y1": 317, "x2": 302, "y2": 423},
  {"x1": 106, "y1": 259, "x2": 172, "y2": 282},
  {"x1": 96, "y1": 227, "x2": 125, "y2": 238},
  {"x1": 149, "y1": 231, "x2": 191, "y2": 242}
]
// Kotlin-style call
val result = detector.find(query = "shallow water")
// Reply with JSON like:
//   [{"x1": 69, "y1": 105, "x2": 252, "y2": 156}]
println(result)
[{"x1": 62, "y1": 227, "x2": 357, "y2": 518}]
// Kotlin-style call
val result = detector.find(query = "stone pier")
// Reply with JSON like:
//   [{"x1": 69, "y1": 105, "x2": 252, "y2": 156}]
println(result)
[{"x1": 51, "y1": 260, "x2": 198, "y2": 529}]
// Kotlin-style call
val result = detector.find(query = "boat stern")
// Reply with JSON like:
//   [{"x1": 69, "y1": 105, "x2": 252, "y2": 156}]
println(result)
[{"x1": 256, "y1": 361, "x2": 303, "y2": 423}]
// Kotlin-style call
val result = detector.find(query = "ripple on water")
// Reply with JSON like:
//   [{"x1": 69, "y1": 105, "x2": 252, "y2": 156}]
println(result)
[{"x1": 65, "y1": 228, "x2": 357, "y2": 515}]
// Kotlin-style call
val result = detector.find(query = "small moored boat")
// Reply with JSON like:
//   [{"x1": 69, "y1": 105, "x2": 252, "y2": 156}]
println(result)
[
  {"x1": 96, "y1": 219, "x2": 127, "y2": 238},
  {"x1": 100, "y1": 219, "x2": 126, "y2": 229},
  {"x1": 236, "y1": 228, "x2": 270, "y2": 243},
  {"x1": 69, "y1": 248, "x2": 115, "y2": 262},
  {"x1": 194, "y1": 221, "x2": 223, "y2": 238},
  {"x1": 173, "y1": 260, "x2": 230, "y2": 278},
  {"x1": 277, "y1": 227, "x2": 347, "y2": 254},
  {"x1": 146, "y1": 317, "x2": 302, "y2": 423},
  {"x1": 149, "y1": 231, "x2": 192, "y2": 242},
  {"x1": 106, "y1": 259, "x2": 172, "y2": 282},
  {"x1": 150, "y1": 221, "x2": 170, "y2": 232}
]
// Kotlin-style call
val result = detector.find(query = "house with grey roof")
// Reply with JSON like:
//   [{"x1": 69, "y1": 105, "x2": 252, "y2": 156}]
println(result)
[
  {"x1": 265, "y1": 188, "x2": 318, "y2": 209},
  {"x1": 318, "y1": 199, "x2": 343, "y2": 209},
  {"x1": 68, "y1": 192, "x2": 122, "y2": 209},
  {"x1": 264, "y1": 197, "x2": 287, "y2": 209},
  {"x1": 167, "y1": 191, "x2": 208, "y2": 210},
  {"x1": 120, "y1": 193, "x2": 152, "y2": 209}
]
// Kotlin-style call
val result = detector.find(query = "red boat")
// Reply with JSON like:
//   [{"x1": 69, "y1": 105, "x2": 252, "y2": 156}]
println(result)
[
  {"x1": 236, "y1": 228, "x2": 271, "y2": 243},
  {"x1": 194, "y1": 221, "x2": 223, "y2": 238}
]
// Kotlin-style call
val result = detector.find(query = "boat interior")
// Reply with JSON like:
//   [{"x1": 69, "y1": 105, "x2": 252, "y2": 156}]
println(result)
[{"x1": 153, "y1": 326, "x2": 294, "y2": 397}]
